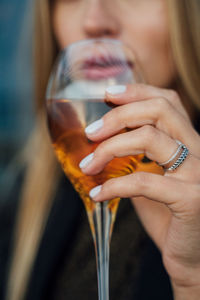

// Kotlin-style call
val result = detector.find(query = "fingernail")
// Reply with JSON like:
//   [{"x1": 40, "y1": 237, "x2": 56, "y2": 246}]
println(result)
[
  {"x1": 85, "y1": 119, "x2": 103, "y2": 135},
  {"x1": 79, "y1": 153, "x2": 94, "y2": 169},
  {"x1": 89, "y1": 185, "x2": 102, "y2": 200},
  {"x1": 106, "y1": 85, "x2": 126, "y2": 95}
]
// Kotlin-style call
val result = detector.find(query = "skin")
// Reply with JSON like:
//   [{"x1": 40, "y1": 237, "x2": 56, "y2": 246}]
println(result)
[
  {"x1": 53, "y1": 0, "x2": 200, "y2": 298},
  {"x1": 53, "y1": 0, "x2": 176, "y2": 87}
]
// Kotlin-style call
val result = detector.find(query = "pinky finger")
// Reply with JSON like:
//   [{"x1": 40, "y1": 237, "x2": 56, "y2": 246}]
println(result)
[{"x1": 89, "y1": 172, "x2": 199, "y2": 212}]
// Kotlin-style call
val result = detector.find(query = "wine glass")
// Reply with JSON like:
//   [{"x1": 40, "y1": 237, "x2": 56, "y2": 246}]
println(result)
[{"x1": 46, "y1": 38, "x2": 156, "y2": 300}]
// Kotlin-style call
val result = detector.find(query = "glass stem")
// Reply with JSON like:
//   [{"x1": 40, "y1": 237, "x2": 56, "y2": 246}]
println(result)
[{"x1": 93, "y1": 201, "x2": 111, "y2": 300}]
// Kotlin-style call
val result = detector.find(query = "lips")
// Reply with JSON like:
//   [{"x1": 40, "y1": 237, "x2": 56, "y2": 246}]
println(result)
[{"x1": 81, "y1": 55, "x2": 133, "y2": 80}]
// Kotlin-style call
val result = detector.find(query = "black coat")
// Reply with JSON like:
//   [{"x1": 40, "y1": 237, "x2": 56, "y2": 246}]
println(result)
[{"x1": 1, "y1": 173, "x2": 173, "y2": 300}]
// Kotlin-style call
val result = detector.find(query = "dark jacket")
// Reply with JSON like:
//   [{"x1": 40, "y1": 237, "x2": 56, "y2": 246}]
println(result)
[{"x1": 1, "y1": 173, "x2": 173, "y2": 300}]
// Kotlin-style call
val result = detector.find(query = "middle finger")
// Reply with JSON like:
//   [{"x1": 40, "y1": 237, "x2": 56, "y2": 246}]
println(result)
[
  {"x1": 80, "y1": 125, "x2": 179, "y2": 175},
  {"x1": 85, "y1": 98, "x2": 199, "y2": 155}
]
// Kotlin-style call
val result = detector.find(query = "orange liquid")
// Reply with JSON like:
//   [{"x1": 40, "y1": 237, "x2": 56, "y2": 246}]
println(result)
[{"x1": 47, "y1": 99, "x2": 162, "y2": 216}]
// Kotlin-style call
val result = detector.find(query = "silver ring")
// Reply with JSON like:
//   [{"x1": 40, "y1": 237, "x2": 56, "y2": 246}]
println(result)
[
  {"x1": 166, "y1": 145, "x2": 189, "y2": 171},
  {"x1": 159, "y1": 140, "x2": 189, "y2": 172},
  {"x1": 159, "y1": 140, "x2": 182, "y2": 166}
]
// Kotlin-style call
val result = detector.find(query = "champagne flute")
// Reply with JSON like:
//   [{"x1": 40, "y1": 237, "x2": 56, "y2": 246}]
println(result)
[{"x1": 46, "y1": 38, "x2": 156, "y2": 300}]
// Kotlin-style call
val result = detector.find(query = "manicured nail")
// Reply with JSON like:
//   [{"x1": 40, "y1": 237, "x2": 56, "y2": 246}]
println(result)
[
  {"x1": 106, "y1": 85, "x2": 126, "y2": 95},
  {"x1": 89, "y1": 185, "x2": 102, "y2": 200},
  {"x1": 79, "y1": 153, "x2": 94, "y2": 169},
  {"x1": 85, "y1": 119, "x2": 103, "y2": 135}
]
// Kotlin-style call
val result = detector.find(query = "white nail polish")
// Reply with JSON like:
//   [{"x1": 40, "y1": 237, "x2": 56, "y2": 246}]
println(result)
[
  {"x1": 106, "y1": 85, "x2": 126, "y2": 95},
  {"x1": 85, "y1": 119, "x2": 103, "y2": 135},
  {"x1": 79, "y1": 153, "x2": 94, "y2": 169},
  {"x1": 89, "y1": 185, "x2": 102, "y2": 199}
]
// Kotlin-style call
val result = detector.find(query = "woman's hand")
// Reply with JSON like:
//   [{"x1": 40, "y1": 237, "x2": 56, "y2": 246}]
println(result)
[{"x1": 79, "y1": 84, "x2": 200, "y2": 299}]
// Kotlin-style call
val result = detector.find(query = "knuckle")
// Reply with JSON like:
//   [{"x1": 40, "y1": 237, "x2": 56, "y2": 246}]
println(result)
[
  {"x1": 132, "y1": 83, "x2": 146, "y2": 97},
  {"x1": 155, "y1": 97, "x2": 171, "y2": 113},
  {"x1": 94, "y1": 144, "x2": 103, "y2": 158},
  {"x1": 103, "y1": 109, "x2": 118, "y2": 128},
  {"x1": 106, "y1": 105, "x2": 130, "y2": 129},
  {"x1": 102, "y1": 178, "x2": 118, "y2": 196},
  {"x1": 140, "y1": 125, "x2": 158, "y2": 143},
  {"x1": 110, "y1": 106, "x2": 123, "y2": 123},
  {"x1": 134, "y1": 172, "x2": 150, "y2": 191},
  {"x1": 168, "y1": 89, "x2": 180, "y2": 103},
  {"x1": 95, "y1": 141, "x2": 105, "y2": 153},
  {"x1": 95, "y1": 140, "x2": 109, "y2": 157}
]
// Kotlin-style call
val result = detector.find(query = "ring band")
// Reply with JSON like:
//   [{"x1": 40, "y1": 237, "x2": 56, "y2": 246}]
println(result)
[
  {"x1": 159, "y1": 140, "x2": 189, "y2": 172},
  {"x1": 159, "y1": 140, "x2": 182, "y2": 166}
]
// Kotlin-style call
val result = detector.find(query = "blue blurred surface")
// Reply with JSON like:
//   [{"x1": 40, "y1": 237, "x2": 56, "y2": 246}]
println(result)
[{"x1": 0, "y1": 0, "x2": 34, "y2": 196}]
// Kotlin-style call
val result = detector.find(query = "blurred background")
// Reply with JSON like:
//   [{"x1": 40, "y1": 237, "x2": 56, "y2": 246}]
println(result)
[{"x1": 0, "y1": 0, "x2": 34, "y2": 201}]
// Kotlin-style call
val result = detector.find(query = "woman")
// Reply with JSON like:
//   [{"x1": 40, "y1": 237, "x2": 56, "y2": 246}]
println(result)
[{"x1": 5, "y1": 0, "x2": 200, "y2": 299}]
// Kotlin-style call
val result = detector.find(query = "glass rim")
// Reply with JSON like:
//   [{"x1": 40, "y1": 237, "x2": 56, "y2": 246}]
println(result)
[
  {"x1": 60, "y1": 38, "x2": 123, "y2": 54},
  {"x1": 46, "y1": 38, "x2": 141, "y2": 100}
]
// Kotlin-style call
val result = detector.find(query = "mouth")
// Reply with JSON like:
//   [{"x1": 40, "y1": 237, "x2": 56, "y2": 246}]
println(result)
[{"x1": 81, "y1": 55, "x2": 134, "y2": 80}]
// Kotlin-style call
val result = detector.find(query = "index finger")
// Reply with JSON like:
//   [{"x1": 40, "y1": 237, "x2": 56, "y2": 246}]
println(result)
[{"x1": 105, "y1": 84, "x2": 189, "y2": 120}]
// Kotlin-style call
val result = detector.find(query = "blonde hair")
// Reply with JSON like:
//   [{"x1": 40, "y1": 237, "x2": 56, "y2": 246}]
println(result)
[
  {"x1": 6, "y1": 1, "x2": 59, "y2": 300},
  {"x1": 168, "y1": 0, "x2": 200, "y2": 111},
  {"x1": 6, "y1": 0, "x2": 200, "y2": 299}
]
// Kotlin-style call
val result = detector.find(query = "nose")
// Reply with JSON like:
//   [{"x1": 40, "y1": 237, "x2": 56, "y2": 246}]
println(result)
[{"x1": 83, "y1": 0, "x2": 120, "y2": 39}]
